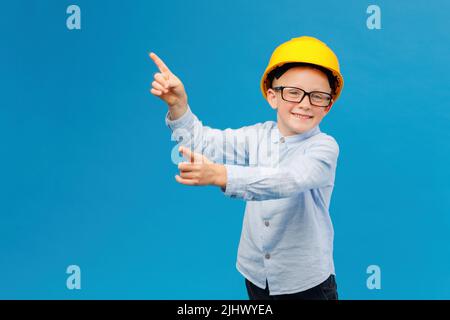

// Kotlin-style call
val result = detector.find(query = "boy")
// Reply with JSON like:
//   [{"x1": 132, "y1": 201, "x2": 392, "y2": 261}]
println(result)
[{"x1": 149, "y1": 36, "x2": 344, "y2": 300}]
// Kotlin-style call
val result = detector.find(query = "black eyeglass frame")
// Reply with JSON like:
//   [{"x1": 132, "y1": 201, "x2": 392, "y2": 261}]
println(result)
[{"x1": 272, "y1": 86, "x2": 333, "y2": 108}]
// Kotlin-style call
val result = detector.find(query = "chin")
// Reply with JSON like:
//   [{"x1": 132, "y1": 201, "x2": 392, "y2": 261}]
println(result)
[
  {"x1": 278, "y1": 113, "x2": 319, "y2": 136},
  {"x1": 293, "y1": 128, "x2": 310, "y2": 134},
  {"x1": 289, "y1": 121, "x2": 314, "y2": 134}
]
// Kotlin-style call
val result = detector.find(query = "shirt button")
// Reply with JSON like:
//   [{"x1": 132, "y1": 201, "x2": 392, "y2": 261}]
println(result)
[
  {"x1": 265, "y1": 253, "x2": 271, "y2": 259},
  {"x1": 279, "y1": 137, "x2": 285, "y2": 143},
  {"x1": 264, "y1": 220, "x2": 270, "y2": 227}
]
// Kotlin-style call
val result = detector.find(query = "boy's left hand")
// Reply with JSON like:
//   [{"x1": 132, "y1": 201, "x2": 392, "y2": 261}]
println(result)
[{"x1": 175, "y1": 146, "x2": 227, "y2": 188}]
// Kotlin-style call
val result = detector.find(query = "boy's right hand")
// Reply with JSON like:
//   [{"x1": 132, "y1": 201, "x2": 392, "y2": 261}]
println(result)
[{"x1": 149, "y1": 52, "x2": 188, "y2": 119}]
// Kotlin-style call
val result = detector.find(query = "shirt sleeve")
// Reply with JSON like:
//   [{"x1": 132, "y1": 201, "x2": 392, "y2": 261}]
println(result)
[
  {"x1": 165, "y1": 104, "x2": 259, "y2": 165},
  {"x1": 222, "y1": 137, "x2": 339, "y2": 201}
]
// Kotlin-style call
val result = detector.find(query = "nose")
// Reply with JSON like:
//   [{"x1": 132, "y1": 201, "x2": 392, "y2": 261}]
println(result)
[{"x1": 297, "y1": 94, "x2": 312, "y2": 109}]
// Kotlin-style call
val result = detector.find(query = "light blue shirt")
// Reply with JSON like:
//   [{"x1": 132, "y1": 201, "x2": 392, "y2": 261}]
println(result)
[{"x1": 166, "y1": 105, "x2": 340, "y2": 295}]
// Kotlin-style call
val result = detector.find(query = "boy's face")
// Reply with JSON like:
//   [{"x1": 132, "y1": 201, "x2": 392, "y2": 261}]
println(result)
[{"x1": 267, "y1": 66, "x2": 333, "y2": 136}]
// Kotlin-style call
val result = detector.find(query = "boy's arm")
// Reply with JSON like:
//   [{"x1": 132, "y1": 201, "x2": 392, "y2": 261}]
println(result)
[
  {"x1": 222, "y1": 137, "x2": 339, "y2": 201},
  {"x1": 149, "y1": 52, "x2": 252, "y2": 165},
  {"x1": 166, "y1": 104, "x2": 256, "y2": 165}
]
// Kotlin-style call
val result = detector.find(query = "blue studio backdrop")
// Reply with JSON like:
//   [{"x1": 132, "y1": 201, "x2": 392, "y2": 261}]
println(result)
[{"x1": 1, "y1": 0, "x2": 449, "y2": 299}]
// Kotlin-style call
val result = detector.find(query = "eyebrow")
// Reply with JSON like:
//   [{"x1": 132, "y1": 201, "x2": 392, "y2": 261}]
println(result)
[{"x1": 279, "y1": 85, "x2": 331, "y2": 93}]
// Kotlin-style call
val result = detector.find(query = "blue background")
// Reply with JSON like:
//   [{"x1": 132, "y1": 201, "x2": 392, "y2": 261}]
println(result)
[{"x1": 1, "y1": 0, "x2": 449, "y2": 299}]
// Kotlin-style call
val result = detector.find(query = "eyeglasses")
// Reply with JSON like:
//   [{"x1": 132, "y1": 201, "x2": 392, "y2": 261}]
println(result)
[{"x1": 272, "y1": 86, "x2": 332, "y2": 107}]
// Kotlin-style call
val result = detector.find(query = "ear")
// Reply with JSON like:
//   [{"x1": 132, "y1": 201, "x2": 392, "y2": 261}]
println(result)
[
  {"x1": 324, "y1": 101, "x2": 334, "y2": 114},
  {"x1": 266, "y1": 88, "x2": 278, "y2": 110}
]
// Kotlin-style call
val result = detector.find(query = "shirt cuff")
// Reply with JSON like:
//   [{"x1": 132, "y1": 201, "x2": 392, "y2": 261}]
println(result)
[
  {"x1": 222, "y1": 165, "x2": 248, "y2": 199},
  {"x1": 165, "y1": 104, "x2": 195, "y2": 131}
]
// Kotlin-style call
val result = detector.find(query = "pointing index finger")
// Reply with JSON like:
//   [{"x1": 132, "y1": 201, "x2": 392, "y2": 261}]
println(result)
[
  {"x1": 149, "y1": 52, "x2": 171, "y2": 74},
  {"x1": 179, "y1": 146, "x2": 195, "y2": 163}
]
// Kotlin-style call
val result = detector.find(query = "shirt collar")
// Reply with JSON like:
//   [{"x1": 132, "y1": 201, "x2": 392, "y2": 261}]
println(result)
[{"x1": 271, "y1": 124, "x2": 321, "y2": 145}]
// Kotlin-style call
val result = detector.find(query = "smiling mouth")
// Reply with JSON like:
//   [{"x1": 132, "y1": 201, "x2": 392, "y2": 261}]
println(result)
[{"x1": 291, "y1": 112, "x2": 313, "y2": 120}]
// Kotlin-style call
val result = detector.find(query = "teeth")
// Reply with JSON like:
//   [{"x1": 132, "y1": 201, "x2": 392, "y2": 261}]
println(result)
[{"x1": 292, "y1": 113, "x2": 312, "y2": 119}]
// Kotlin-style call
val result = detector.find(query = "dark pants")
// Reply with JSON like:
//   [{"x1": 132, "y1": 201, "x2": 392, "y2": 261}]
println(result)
[{"x1": 245, "y1": 275, "x2": 338, "y2": 300}]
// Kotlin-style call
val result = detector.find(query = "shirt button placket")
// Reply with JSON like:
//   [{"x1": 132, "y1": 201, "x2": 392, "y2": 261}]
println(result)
[{"x1": 263, "y1": 220, "x2": 270, "y2": 261}]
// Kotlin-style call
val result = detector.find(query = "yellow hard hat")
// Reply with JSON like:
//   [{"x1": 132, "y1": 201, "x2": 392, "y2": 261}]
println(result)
[{"x1": 260, "y1": 36, "x2": 344, "y2": 102}]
